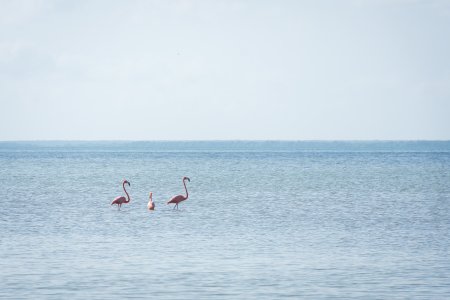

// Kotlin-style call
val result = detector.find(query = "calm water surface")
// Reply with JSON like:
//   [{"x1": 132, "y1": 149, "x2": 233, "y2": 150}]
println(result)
[{"x1": 1, "y1": 141, "x2": 450, "y2": 299}]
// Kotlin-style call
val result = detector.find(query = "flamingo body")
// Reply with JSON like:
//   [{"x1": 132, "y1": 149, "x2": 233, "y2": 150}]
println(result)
[
  {"x1": 147, "y1": 192, "x2": 155, "y2": 211},
  {"x1": 111, "y1": 196, "x2": 127, "y2": 206},
  {"x1": 167, "y1": 195, "x2": 186, "y2": 205}
]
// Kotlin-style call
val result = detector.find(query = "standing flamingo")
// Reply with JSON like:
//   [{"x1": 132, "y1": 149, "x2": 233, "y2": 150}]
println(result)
[
  {"x1": 147, "y1": 192, "x2": 155, "y2": 211},
  {"x1": 111, "y1": 180, "x2": 131, "y2": 210},
  {"x1": 167, "y1": 177, "x2": 190, "y2": 210}
]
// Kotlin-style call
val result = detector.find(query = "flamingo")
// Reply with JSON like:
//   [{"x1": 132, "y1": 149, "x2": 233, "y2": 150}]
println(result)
[
  {"x1": 111, "y1": 180, "x2": 131, "y2": 210},
  {"x1": 147, "y1": 192, "x2": 155, "y2": 211},
  {"x1": 167, "y1": 176, "x2": 190, "y2": 210}
]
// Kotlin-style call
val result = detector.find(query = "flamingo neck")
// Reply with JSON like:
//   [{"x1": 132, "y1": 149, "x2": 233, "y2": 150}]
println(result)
[
  {"x1": 183, "y1": 180, "x2": 189, "y2": 199},
  {"x1": 123, "y1": 183, "x2": 130, "y2": 203}
]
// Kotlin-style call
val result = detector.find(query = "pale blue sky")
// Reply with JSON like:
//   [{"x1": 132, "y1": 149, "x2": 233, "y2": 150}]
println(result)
[{"x1": 1, "y1": 0, "x2": 449, "y2": 140}]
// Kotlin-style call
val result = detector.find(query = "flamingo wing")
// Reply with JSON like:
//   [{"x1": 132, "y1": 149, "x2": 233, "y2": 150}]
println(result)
[
  {"x1": 112, "y1": 196, "x2": 125, "y2": 205},
  {"x1": 167, "y1": 195, "x2": 184, "y2": 204}
]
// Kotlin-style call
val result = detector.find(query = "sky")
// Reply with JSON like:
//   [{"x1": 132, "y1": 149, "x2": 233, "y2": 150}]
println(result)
[{"x1": 0, "y1": 0, "x2": 449, "y2": 140}]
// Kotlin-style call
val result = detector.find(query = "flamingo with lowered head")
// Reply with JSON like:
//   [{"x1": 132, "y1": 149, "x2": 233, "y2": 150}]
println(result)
[
  {"x1": 111, "y1": 180, "x2": 131, "y2": 210},
  {"x1": 167, "y1": 177, "x2": 190, "y2": 210},
  {"x1": 147, "y1": 192, "x2": 155, "y2": 210}
]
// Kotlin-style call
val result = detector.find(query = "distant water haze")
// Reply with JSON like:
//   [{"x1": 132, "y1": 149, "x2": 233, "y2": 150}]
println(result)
[{"x1": 1, "y1": 0, "x2": 450, "y2": 140}]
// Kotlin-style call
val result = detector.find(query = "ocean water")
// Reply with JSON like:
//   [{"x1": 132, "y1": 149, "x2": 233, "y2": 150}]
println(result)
[{"x1": 1, "y1": 141, "x2": 449, "y2": 299}]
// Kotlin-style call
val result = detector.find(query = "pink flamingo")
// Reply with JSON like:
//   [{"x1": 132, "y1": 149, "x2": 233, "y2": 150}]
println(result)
[
  {"x1": 167, "y1": 177, "x2": 190, "y2": 210},
  {"x1": 111, "y1": 180, "x2": 131, "y2": 210},
  {"x1": 147, "y1": 192, "x2": 155, "y2": 211}
]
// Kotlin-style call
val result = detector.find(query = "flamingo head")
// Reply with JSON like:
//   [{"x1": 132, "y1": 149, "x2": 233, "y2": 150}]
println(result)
[
  {"x1": 183, "y1": 176, "x2": 190, "y2": 182},
  {"x1": 149, "y1": 192, "x2": 153, "y2": 199},
  {"x1": 123, "y1": 180, "x2": 130, "y2": 186}
]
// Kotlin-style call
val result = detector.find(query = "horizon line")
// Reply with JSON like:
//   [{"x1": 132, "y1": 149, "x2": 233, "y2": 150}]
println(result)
[{"x1": 1, "y1": 139, "x2": 450, "y2": 142}]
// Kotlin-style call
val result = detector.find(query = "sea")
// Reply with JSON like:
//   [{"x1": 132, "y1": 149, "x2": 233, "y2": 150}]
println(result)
[{"x1": 1, "y1": 141, "x2": 449, "y2": 299}]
